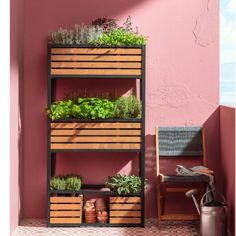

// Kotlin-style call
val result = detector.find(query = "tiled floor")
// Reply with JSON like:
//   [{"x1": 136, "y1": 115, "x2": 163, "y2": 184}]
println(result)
[{"x1": 13, "y1": 219, "x2": 200, "y2": 236}]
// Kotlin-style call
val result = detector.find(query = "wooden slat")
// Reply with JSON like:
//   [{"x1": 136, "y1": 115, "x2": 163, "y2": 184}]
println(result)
[
  {"x1": 50, "y1": 196, "x2": 82, "y2": 203},
  {"x1": 109, "y1": 204, "x2": 141, "y2": 210},
  {"x1": 51, "y1": 122, "x2": 141, "y2": 129},
  {"x1": 51, "y1": 55, "x2": 142, "y2": 62},
  {"x1": 50, "y1": 211, "x2": 81, "y2": 217},
  {"x1": 161, "y1": 214, "x2": 199, "y2": 221},
  {"x1": 51, "y1": 143, "x2": 141, "y2": 150},
  {"x1": 110, "y1": 211, "x2": 141, "y2": 217},
  {"x1": 110, "y1": 218, "x2": 141, "y2": 224},
  {"x1": 165, "y1": 187, "x2": 195, "y2": 193},
  {"x1": 50, "y1": 204, "x2": 82, "y2": 210},
  {"x1": 51, "y1": 129, "x2": 141, "y2": 136},
  {"x1": 51, "y1": 48, "x2": 142, "y2": 55},
  {"x1": 51, "y1": 136, "x2": 141, "y2": 143},
  {"x1": 51, "y1": 69, "x2": 141, "y2": 75},
  {"x1": 110, "y1": 197, "x2": 141, "y2": 203},
  {"x1": 51, "y1": 62, "x2": 141, "y2": 69},
  {"x1": 50, "y1": 218, "x2": 82, "y2": 224}
]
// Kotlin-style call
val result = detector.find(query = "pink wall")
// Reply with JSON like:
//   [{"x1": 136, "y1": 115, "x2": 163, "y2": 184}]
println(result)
[
  {"x1": 22, "y1": 0, "x2": 219, "y2": 218},
  {"x1": 10, "y1": 0, "x2": 24, "y2": 232},
  {"x1": 220, "y1": 106, "x2": 235, "y2": 235}
]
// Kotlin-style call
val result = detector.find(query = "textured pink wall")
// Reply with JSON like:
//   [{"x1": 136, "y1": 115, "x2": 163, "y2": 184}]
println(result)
[
  {"x1": 10, "y1": 0, "x2": 24, "y2": 232},
  {"x1": 23, "y1": 0, "x2": 219, "y2": 218},
  {"x1": 220, "y1": 106, "x2": 235, "y2": 235}
]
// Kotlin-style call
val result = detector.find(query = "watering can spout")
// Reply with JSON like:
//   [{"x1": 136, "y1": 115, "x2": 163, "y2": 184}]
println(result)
[{"x1": 185, "y1": 189, "x2": 200, "y2": 215}]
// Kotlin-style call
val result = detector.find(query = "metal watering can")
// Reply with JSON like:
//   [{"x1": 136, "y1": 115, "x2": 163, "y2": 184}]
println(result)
[{"x1": 186, "y1": 189, "x2": 227, "y2": 236}]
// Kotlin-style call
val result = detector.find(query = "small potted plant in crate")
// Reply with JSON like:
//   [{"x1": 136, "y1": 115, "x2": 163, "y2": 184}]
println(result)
[
  {"x1": 50, "y1": 175, "x2": 83, "y2": 225},
  {"x1": 106, "y1": 174, "x2": 143, "y2": 224}
]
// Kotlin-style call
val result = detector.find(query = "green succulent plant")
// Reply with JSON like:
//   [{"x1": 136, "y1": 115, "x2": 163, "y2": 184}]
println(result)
[{"x1": 105, "y1": 174, "x2": 142, "y2": 194}]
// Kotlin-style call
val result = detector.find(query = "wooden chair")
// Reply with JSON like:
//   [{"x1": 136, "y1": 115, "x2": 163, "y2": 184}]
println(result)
[{"x1": 156, "y1": 126, "x2": 210, "y2": 226}]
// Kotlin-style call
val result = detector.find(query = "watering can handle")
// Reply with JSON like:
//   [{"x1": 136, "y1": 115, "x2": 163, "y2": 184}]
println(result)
[{"x1": 200, "y1": 190, "x2": 227, "y2": 205}]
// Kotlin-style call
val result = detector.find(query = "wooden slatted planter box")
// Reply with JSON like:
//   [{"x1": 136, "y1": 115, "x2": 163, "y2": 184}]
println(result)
[
  {"x1": 109, "y1": 197, "x2": 141, "y2": 224},
  {"x1": 50, "y1": 47, "x2": 142, "y2": 77},
  {"x1": 50, "y1": 195, "x2": 83, "y2": 224},
  {"x1": 50, "y1": 121, "x2": 141, "y2": 150}
]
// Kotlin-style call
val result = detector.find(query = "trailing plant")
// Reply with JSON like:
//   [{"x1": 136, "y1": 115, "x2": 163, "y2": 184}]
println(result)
[
  {"x1": 77, "y1": 97, "x2": 114, "y2": 119},
  {"x1": 50, "y1": 176, "x2": 66, "y2": 190},
  {"x1": 105, "y1": 174, "x2": 142, "y2": 194},
  {"x1": 96, "y1": 28, "x2": 146, "y2": 46},
  {"x1": 47, "y1": 99, "x2": 73, "y2": 120},
  {"x1": 50, "y1": 175, "x2": 82, "y2": 191},
  {"x1": 113, "y1": 95, "x2": 141, "y2": 118}
]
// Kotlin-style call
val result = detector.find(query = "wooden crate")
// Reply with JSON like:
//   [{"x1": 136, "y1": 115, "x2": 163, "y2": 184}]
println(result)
[
  {"x1": 109, "y1": 197, "x2": 141, "y2": 224},
  {"x1": 50, "y1": 47, "x2": 142, "y2": 77},
  {"x1": 50, "y1": 195, "x2": 83, "y2": 224},
  {"x1": 50, "y1": 122, "x2": 141, "y2": 150}
]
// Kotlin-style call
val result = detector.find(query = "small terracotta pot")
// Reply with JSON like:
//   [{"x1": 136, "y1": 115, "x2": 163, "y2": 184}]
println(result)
[{"x1": 85, "y1": 211, "x2": 96, "y2": 216}]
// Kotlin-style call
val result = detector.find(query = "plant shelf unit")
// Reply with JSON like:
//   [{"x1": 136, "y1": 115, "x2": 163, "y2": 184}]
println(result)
[{"x1": 47, "y1": 44, "x2": 145, "y2": 227}]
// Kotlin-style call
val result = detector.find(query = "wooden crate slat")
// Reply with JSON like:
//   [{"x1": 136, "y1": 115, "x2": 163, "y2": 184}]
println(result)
[
  {"x1": 51, "y1": 68, "x2": 141, "y2": 76},
  {"x1": 51, "y1": 48, "x2": 142, "y2": 55},
  {"x1": 110, "y1": 218, "x2": 141, "y2": 224},
  {"x1": 109, "y1": 204, "x2": 141, "y2": 210},
  {"x1": 51, "y1": 55, "x2": 142, "y2": 62},
  {"x1": 50, "y1": 211, "x2": 82, "y2": 217},
  {"x1": 50, "y1": 218, "x2": 82, "y2": 224},
  {"x1": 50, "y1": 204, "x2": 82, "y2": 210},
  {"x1": 110, "y1": 211, "x2": 141, "y2": 217},
  {"x1": 110, "y1": 197, "x2": 141, "y2": 203},
  {"x1": 51, "y1": 136, "x2": 141, "y2": 143},
  {"x1": 51, "y1": 62, "x2": 141, "y2": 69},
  {"x1": 50, "y1": 196, "x2": 82, "y2": 203},
  {"x1": 51, "y1": 129, "x2": 141, "y2": 136},
  {"x1": 51, "y1": 122, "x2": 141, "y2": 129},
  {"x1": 51, "y1": 143, "x2": 141, "y2": 150},
  {"x1": 161, "y1": 214, "x2": 199, "y2": 221}
]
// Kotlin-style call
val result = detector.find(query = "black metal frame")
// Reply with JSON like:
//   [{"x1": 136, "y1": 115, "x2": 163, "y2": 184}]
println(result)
[{"x1": 47, "y1": 44, "x2": 146, "y2": 227}]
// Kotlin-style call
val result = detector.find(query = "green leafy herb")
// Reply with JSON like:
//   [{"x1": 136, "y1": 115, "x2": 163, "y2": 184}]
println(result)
[
  {"x1": 113, "y1": 95, "x2": 141, "y2": 118},
  {"x1": 77, "y1": 97, "x2": 114, "y2": 119},
  {"x1": 47, "y1": 99, "x2": 73, "y2": 120},
  {"x1": 105, "y1": 174, "x2": 142, "y2": 194},
  {"x1": 96, "y1": 28, "x2": 146, "y2": 46},
  {"x1": 46, "y1": 95, "x2": 141, "y2": 120},
  {"x1": 50, "y1": 176, "x2": 66, "y2": 190},
  {"x1": 49, "y1": 16, "x2": 147, "y2": 46},
  {"x1": 65, "y1": 175, "x2": 82, "y2": 191},
  {"x1": 50, "y1": 175, "x2": 82, "y2": 191}
]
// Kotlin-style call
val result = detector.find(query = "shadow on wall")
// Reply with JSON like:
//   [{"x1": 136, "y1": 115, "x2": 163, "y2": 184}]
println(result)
[
  {"x1": 144, "y1": 108, "x2": 222, "y2": 218},
  {"x1": 219, "y1": 106, "x2": 235, "y2": 235},
  {"x1": 203, "y1": 107, "x2": 221, "y2": 190}
]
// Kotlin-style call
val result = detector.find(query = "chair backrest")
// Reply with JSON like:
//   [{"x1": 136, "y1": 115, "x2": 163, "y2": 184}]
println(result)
[{"x1": 156, "y1": 126, "x2": 206, "y2": 176}]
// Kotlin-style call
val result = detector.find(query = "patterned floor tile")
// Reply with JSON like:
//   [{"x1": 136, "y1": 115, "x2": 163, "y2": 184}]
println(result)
[{"x1": 13, "y1": 219, "x2": 200, "y2": 236}]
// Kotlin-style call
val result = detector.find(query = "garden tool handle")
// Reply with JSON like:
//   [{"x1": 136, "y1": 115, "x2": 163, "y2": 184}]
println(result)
[{"x1": 200, "y1": 190, "x2": 227, "y2": 206}]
